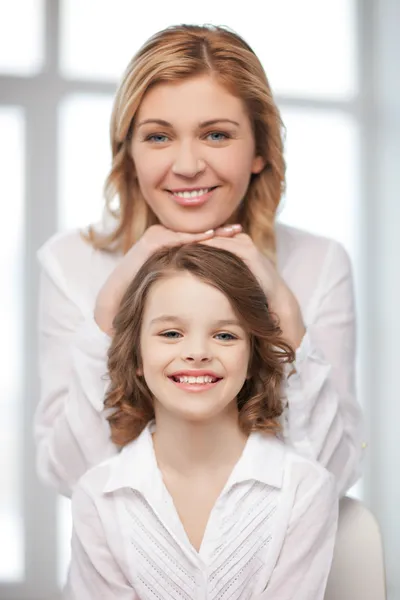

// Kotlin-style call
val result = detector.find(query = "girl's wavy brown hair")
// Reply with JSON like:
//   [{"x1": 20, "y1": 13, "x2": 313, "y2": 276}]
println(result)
[
  {"x1": 87, "y1": 24, "x2": 285, "y2": 259},
  {"x1": 105, "y1": 244, "x2": 294, "y2": 446}
]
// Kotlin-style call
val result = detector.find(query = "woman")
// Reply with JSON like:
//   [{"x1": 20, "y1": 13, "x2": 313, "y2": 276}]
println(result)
[{"x1": 35, "y1": 24, "x2": 364, "y2": 497}]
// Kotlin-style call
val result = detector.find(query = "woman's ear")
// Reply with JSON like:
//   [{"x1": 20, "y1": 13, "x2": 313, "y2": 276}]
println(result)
[
  {"x1": 136, "y1": 366, "x2": 143, "y2": 376},
  {"x1": 251, "y1": 155, "x2": 266, "y2": 174}
]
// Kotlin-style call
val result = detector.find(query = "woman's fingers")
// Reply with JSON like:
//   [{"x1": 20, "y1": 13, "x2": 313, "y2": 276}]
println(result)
[
  {"x1": 214, "y1": 224, "x2": 243, "y2": 237},
  {"x1": 178, "y1": 229, "x2": 216, "y2": 242}
]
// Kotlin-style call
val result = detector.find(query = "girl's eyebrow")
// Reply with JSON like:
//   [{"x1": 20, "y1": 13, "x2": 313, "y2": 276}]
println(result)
[
  {"x1": 149, "y1": 315, "x2": 243, "y2": 328},
  {"x1": 150, "y1": 315, "x2": 182, "y2": 326},
  {"x1": 137, "y1": 118, "x2": 240, "y2": 128}
]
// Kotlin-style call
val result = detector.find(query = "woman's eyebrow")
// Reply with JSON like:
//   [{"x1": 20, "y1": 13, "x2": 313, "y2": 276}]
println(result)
[{"x1": 137, "y1": 118, "x2": 240, "y2": 128}]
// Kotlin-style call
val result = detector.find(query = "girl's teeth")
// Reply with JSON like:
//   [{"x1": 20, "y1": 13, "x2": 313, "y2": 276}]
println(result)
[
  {"x1": 173, "y1": 188, "x2": 210, "y2": 199},
  {"x1": 175, "y1": 375, "x2": 216, "y2": 384}
]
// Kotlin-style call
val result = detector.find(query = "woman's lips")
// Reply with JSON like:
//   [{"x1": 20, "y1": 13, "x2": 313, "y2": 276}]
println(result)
[{"x1": 168, "y1": 187, "x2": 217, "y2": 207}]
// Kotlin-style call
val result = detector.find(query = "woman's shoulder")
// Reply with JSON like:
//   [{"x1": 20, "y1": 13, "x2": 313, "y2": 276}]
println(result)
[
  {"x1": 275, "y1": 222, "x2": 350, "y2": 267},
  {"x1": 38, "y1": 226, "x2": 105, "y2": 268},
  {"x1": 275, "y1": 223, "x2": 353, "y2": 314},
  {"x1": 37, "y1": 226, "x2": 120, "y2": 302}
]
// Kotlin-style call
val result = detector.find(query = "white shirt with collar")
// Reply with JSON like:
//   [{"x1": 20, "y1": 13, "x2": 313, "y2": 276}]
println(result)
[
  {"x1": 64, "y1": 423, "x2": 338, "y2": 600},
  {"x1": 34, "y1": 222, "x2": 365, "y2": 497}
]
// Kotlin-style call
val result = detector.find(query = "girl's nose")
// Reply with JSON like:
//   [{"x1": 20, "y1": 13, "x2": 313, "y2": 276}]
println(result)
[
  {"x1": 184, "y1": 352, "x2": 211, "y2": 363},
  {"x1": 183, "y1": 339, "x2": 212, "y2": 363}
]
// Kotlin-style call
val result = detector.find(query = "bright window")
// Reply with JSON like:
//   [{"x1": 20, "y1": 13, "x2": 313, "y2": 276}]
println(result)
[{"x1": 0, "y1": 107, "x2": 25, "y2": 582}]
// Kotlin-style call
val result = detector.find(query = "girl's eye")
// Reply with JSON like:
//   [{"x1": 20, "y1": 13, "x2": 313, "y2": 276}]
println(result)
[
  {"x1": 214, "y1": 332, "x2": 237, "y2": 341},
  {"x1": 206, "y1": 131, "x2": 230, "y2": 142},
  {"x1": 145, "y1": 134, "x2": 169, "y2": 143},
  {"x1": 159, "y1": 330, "x2": 182, "y2": 339}
]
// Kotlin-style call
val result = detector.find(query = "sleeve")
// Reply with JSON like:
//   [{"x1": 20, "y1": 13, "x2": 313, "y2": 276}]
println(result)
[
  {"x1": 64, "y1": 485, "x2": 138, "y2": 599},
  {"x1": 282, "y1": 241, "x2": 365, "y2": 496},
  {"x1": 34, "y1": 258, "x2": 117, "y2": 497},
  {"x1": 260, "y1": 470, "x2": 338, "y2": 600}
]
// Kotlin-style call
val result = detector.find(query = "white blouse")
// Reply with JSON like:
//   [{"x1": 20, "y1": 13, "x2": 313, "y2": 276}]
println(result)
[
  {"x1": 64, "y1": 424, "x2": 338, "y2": 600},
  {"x1": 35, "y1": 222, "x2": 365, "y2": 497}
]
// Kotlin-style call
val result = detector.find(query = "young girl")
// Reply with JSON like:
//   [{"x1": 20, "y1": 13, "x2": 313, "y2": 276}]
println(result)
[
  {"x1": 35, "y1": 24, "x2": 364, "y2": 498},
  {"x1": 65, "y1": 244, "x2": 338, "y2": 599}
]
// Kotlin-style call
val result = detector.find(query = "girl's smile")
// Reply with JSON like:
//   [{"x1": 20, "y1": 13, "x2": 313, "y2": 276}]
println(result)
[{"x1": 168, "y1": 369, "x2": 223, "y2": 392}]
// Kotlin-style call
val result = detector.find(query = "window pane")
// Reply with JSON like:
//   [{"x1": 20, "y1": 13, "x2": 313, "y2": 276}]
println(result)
[
  {"x1": 278, "y1": 108, "x2": 359, "y2": 263},
  {"x1": 0, "y1": 107, "x2": 24, "y2": 582},
  {"x1": 0, "y1": 0, "x2": 45, "y2": 75},
  {"x1": 58, "y1": 94, "x2": 114, "y2": 231},
  {"x1": 58, "y1": 496, "x2": 72, "y2": 588},
  {"x1": 60, "y1": 0, "x2": 356, "y2": 98}
]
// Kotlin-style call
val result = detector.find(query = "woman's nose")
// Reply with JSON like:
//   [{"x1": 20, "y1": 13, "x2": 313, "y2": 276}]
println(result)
[{"x1": 172, "y1": 142, "x2": 206, "y2": 178}]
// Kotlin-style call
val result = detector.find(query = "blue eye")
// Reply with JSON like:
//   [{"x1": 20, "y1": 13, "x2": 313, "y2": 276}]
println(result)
[
  {"x1": 207, "y1": 131, "x2": 230, "y2": 142},
  {"x1": 215, "y1": 332, "x2": 237, "y2": 341},
  {"x1": 146, "y1": 134, "x2": 169, "y2": 143},
  {"x1": 160, "y1": 331, "x2": 182, "y2": 338}
]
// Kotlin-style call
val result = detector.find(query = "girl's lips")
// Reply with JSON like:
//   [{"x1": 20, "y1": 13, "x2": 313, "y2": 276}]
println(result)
[
  {"x1": 167, "y1": 187, "x2": 217, "y2": 207},
  {"x1": 168, "y1": 376, "x2": 221, "y2": 393}
]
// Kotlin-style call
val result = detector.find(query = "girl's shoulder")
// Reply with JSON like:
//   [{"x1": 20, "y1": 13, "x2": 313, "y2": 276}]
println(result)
[
  {"x1": 284, "y1": 444, "x2": 335, "y2": 491},
  {"x1": 253, "y1": 433, "x2": 334, "y2": 496}
]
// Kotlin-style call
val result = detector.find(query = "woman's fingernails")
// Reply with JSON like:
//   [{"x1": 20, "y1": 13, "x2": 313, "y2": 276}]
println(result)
[
  {"x1": 204, "y1": 229, "x2": 214, "y2": 235},
  {"x1": 224, "y1": 224, "x2": 241, "y2": 232}
]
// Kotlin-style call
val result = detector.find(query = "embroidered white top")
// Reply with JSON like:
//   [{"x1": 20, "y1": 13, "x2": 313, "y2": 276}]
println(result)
[
  {"x1": 35, "y1": 223, "x2": 365, "y2": 497},
  {"x1": 64, "y1": 424, "x2": 338, "y2": 600}
]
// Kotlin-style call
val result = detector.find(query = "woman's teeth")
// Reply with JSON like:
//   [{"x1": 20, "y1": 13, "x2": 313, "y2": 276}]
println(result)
[
  {"x1": 172, "y1": 188, "x2": 211, "y2": 199},
  {"x1": 173, "y1": 375, "x2": 218, "y2": 384}
]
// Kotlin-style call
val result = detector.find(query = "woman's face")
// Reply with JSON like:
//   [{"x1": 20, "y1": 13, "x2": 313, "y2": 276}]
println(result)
[{"x1": 130, "y1": 74, "x2": 264, "y2": 233}]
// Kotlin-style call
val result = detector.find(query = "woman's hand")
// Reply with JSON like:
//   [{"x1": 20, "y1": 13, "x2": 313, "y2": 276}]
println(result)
[
  {"x1": 202, "y1": 232, "x2": 306, "y2": 349},
  {"x1": 94, "y1": 224, "x2": 241, "y2": 335}
]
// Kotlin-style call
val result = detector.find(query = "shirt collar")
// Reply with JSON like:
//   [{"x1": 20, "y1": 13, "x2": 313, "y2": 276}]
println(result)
[
  {"x1": 226, "y1": 431, "x2": 286, "y2": 489},
  {"x1": 103, "y1": 424, "x2": 286, "y2": 495},
  {"x1": 103, "y1": 422, "x2": 158, "y2": 495}
]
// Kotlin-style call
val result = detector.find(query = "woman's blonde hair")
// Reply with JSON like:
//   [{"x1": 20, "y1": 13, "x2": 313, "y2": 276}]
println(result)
[
  {"x1": 87, "y1": 24, "x2": 285, "y2": 257},
  {"x1": 105, "y1": 243, "x2": 294, "y2": 446}
]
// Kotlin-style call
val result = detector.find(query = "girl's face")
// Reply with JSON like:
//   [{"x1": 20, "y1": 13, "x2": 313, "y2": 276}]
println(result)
[
  {"x1": 131, "y1": 75, "x2": 264, "y2": 233},
  {"x1": 140, "y1": 271, "x2": 251, "y2": 424}
]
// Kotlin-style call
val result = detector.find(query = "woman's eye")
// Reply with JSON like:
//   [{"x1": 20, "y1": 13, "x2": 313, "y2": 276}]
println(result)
[
  {"x1": 160, "y1": 331, "x2": 182, "y2": 339},
  {"x1": 206, "y1": 131, "x2": 230, "y2": 142},
  {"x1": 215, "y1": 332, "x2": 237, "y2": 341},
  {"x1": 146, "y1": 134, "x2": 169, "y2": 143}
]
